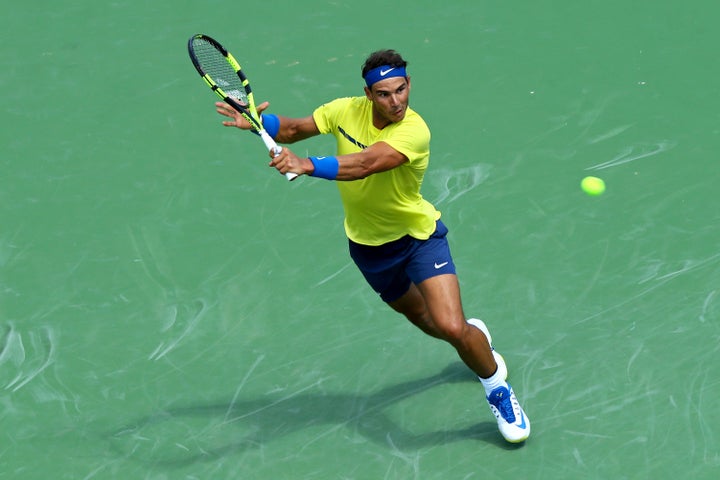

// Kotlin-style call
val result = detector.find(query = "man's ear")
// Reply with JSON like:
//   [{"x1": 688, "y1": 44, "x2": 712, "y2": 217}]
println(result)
[{"x1": 364, "y1": 85, "x2": 372, "y2": 100}]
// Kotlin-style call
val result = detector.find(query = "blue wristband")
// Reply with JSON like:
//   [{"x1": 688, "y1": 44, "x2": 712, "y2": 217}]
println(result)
[
  {"x1": 260, "y1": 113, "x2": 280, "y2": 139},
  {"x1": 309, "y1": 156, "x2": 339, "y2": 180}
]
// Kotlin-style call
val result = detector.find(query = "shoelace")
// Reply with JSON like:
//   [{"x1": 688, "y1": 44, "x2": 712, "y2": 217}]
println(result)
[{"x1": 491, "y1": 389, "x2": 517, "y2": 423}]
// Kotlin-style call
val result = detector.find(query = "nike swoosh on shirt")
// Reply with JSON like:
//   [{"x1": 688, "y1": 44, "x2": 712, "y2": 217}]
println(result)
[
  {"x1": 434, "y1": 262, "x2": 449, "y2": 269},
  {"x1": 380, "y1": 67, "x2": 395, "y2": 76}
]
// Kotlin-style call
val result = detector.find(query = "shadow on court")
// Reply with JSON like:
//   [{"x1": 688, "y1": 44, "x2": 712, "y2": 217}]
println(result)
[{"x1": 107, "y1": 362, "x2": 520, "y2": 467}]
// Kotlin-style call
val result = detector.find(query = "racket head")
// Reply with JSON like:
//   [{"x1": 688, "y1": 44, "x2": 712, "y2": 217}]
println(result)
[
  {"x1": 188, "y1": 34, "x2": 297, "y2": 181},
  {"x1": 188, "y1": 34, "x2": 261, "y2": 129}
]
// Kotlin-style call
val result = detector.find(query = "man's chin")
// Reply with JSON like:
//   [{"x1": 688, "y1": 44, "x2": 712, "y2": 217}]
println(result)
[{"x1": 391, "y1": 110, "x2": 406, "y2": 122}]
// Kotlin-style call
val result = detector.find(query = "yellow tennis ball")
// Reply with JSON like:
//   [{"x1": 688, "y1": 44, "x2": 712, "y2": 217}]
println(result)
[{"x1": 581, "y1": 176, "x2": 605, "y2": 196}]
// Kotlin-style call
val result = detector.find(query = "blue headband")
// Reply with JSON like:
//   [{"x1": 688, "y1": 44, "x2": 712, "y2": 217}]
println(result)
[{"x1": 363, "y1": 65, "x2": 407, "y2": 88}]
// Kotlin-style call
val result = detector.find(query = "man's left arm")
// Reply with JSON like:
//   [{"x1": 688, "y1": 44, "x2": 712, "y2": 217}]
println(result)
[{"x1": 269, "y1": 141, "x2": 407, "y2": 180}]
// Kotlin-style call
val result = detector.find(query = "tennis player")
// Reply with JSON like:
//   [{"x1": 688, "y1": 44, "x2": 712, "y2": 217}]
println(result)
[{"x1": 215, "y1": 49, "x2": 530, "y2": 443}]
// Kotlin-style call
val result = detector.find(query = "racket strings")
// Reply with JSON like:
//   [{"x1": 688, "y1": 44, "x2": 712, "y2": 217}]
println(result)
[{"x1": 192, "y1": 39, "x2": 249, "y2": 105}]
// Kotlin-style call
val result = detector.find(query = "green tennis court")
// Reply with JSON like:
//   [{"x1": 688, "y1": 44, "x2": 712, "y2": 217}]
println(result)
[{"x1": 2, "y1": 1, "x2": 719, "y2": 478}]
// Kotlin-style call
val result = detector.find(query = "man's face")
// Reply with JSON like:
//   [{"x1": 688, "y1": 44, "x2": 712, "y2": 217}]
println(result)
[{"x1": 365, "y1": 76, "x2": 411, "y2": 128}]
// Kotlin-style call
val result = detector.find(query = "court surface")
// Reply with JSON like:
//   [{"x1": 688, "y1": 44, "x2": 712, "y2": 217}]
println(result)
[{"x1": 2, "y1": 1, "x2": 719, "y2": 478}]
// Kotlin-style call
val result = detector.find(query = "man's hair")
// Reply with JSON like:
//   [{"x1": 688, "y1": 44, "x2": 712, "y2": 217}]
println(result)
[{"x1": 361, "y1": 50, "x2": 408, "y2": 77}]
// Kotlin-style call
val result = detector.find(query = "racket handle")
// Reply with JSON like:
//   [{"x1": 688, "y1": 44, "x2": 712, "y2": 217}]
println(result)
[
  {"x1": 260, "y1": 131, "x2": 298, "y2": 181},
  {"x1": 272, "y1": 146, "x2": 298, "y2": 180}
]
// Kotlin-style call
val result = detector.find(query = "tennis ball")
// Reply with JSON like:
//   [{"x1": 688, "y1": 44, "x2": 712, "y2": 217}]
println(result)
[{"x1": 581, "y1": 176, "x2": 605, "y2": 196}]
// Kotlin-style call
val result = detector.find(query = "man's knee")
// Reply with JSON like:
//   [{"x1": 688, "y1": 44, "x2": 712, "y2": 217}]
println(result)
[{"x1": 434, "y1": 317, "x2": 469, "y2": 344}]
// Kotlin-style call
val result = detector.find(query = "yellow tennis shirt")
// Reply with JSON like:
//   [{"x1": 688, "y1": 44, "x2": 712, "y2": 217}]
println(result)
[{"x1": 312, "y1": 96, "x2": 440, "y2": 246}]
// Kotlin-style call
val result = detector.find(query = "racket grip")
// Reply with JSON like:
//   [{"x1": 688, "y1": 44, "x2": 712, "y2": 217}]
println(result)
[
  {"x1": 261, "y1": 131, "x2": 298, "y2": 181},
  {"x1": 272, "y1": 146, "x2": 298, "y2": 181}
]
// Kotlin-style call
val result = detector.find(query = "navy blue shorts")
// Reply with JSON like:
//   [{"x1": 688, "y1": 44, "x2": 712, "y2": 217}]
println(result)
[{"x1": 348, "y1": 220, "x2": 457, "y2": 303}]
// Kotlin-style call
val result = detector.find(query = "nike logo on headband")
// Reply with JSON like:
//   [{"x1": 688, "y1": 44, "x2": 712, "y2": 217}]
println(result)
[{"x1": 364, "y1": 65, "x2": 407, "y2": 88}]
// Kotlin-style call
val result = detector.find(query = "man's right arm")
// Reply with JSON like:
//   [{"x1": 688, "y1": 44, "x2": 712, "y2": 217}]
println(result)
[
  {"x1": 215, "y1": 100, "x2": 320, "y2": 144},
  {"x1": 272, "y1": 115, "x2": 320, "y2": 144}
]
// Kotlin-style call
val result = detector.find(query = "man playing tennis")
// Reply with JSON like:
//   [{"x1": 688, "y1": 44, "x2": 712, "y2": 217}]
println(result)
[{"x1": 215, "y1": 49, "x2": 530, "y2": 443}]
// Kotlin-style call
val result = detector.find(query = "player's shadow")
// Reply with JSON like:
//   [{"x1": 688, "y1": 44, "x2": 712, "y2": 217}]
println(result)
[{"x1": 108, "y1": 362, "x2": 517, "y2": 467}]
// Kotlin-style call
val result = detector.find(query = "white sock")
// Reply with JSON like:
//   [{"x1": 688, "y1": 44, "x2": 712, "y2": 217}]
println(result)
[{"x1": 479, "y1": 366, "x2": 506, "y2": 397}]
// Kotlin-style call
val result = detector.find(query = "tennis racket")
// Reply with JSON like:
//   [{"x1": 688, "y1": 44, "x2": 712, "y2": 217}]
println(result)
[{"x1": 188, "y1": 34, "x2": 297, "y2": 181}]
